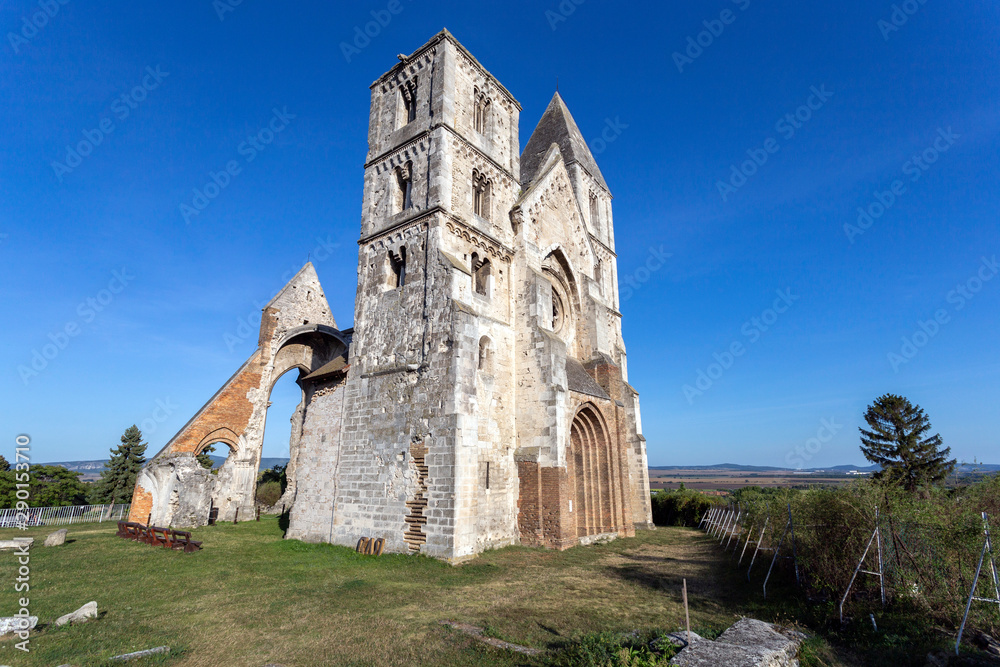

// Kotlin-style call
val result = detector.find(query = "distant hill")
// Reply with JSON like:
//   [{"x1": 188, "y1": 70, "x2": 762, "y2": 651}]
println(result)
[
  {"x1": 209, "y1": 456, "x2": 289, "y2": 471},
  {"x1": 42, "y1": 460, "x2": 111, "y2": 480},
  {"x1": 647, "y1": 463, "x2": 880, "y2": 473},
  {"x1": 43, "y1": 457, "x2": 291, "y2": 480}
]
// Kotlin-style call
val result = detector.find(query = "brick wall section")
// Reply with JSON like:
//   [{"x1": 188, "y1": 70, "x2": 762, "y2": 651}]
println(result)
[
  {"x1": 162, "y1": 353, "x2": 263, "y2": 455},
  {"x1": 516, "y1": 461, "x2": 541, "y2": 546},
  {"x1": 127, "y1": 485, "x2": 153, "y2": 523}
]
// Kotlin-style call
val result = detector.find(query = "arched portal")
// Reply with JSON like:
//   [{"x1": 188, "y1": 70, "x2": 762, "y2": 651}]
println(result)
[
  {"x1": 569, "y1": 404, "x2": 618, "y2": 538},
  {"x1": 257, "y1": 365, "x2": 306, "y2": 508}
]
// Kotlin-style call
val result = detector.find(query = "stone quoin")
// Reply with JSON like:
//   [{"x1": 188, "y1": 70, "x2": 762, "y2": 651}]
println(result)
[{"x1": 128, "y1": 29, "x2": 653, "y2": 562}]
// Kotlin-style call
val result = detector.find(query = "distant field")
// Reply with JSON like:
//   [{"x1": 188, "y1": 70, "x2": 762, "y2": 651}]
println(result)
[{"x1": 647, "y1": 468, "x2": 859, "y2": 491}]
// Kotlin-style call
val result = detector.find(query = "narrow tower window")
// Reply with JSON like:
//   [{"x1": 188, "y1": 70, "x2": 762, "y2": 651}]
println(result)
[
  {"x1": 394, "y1": 161, "x2": 413, "y2": 213},
  {"x1": 472, "y1": 254, "x2": 491, "y2": 297},
  {"x1": 472, "y1": 169, "x2": 490, "y2": 220},
  {"x1": 388, "y1": 246, "x2": 407, "y2": 288},
  {"x1": 473, "y1": 87, "x2": 490, "y2": 135},
  {"x1": 589, "y1": 191, "x2": 600, "y2": 230},
  {"x1": 478, "y1": 336, "x2": 493, "y2": 372},
  {"x1": 595, "y1": 259, "x2": 603, "y2": 294},
  {"x1": 400, "y1": 78, "x2": 418, "y2": 125}
]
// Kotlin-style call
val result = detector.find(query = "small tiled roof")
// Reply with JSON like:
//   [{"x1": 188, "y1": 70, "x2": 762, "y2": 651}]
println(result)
[
  {"x1": 302, "y1": 355, "x2": 349, "y2": 381},
  {"x1": 565, "y1": 358, "x2": 610, "y2": 400}
]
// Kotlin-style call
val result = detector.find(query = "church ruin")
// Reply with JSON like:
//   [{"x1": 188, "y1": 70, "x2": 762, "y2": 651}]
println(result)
[{"x1": 129, "y1": 29, "x2": 653, "y2": 561}]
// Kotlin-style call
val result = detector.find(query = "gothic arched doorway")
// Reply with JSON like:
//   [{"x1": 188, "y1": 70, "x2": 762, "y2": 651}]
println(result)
[{"x1": 570, "y1": 405, "x2": 617, "y2": 538}]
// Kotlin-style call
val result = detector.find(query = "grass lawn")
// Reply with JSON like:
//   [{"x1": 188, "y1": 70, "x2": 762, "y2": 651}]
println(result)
[{"x1": 0, "y1": 518, "x2": 976, "y2": 666}]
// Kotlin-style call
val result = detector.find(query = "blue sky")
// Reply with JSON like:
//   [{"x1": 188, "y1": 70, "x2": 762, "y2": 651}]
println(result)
[{"x1": 1, "y1": 1, "x2": 997, "y2": 468}]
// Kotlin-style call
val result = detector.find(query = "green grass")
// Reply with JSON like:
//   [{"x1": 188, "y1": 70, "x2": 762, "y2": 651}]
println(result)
[{"x1": 0, "y1": 519, "x2": 980, "y2": 666}]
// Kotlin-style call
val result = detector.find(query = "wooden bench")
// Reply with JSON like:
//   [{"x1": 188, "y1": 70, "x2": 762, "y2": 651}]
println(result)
[
  {"x1": 115, "y1": 521, "x2": 201, "y2": 553},
  {"x1": 123, "y1": 522, "x2": 143, "y2": 541},
  {"x1": 149, "y1": 526, "x2": 172, "y2": 548},
  {"x1": 169, "y1": 530, "x2": 202, "y2": 553}
]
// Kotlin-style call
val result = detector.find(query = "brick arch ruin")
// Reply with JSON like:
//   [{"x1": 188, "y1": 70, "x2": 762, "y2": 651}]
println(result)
[{"x1": 129, "y1": 264, "x2": 350, "y2": 527}]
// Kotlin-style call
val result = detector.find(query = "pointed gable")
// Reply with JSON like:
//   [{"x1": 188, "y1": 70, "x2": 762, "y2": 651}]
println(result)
[
  {"x1": 511, "y1": 144, "x2": 600, "y2": 287},
  {"x1": 520, "y1": 92, "x2": 608, "y2": 193},
  {"x1": 263, "y1": 262, "x2": 337, "y2": 334}
]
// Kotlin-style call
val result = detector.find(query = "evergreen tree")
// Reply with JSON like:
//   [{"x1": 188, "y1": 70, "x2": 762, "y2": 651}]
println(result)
[
  {"x1": 92, "y1": 425, "x2": 147, "y2": 504},
  {"x1": 0, "y1": 455, "x2": 9, "y2": 472},
  {"x1": 859, "y1": 393, "x2": 955, "y2": 492},
  {"x1": 196, "y1": 444, "x2": 216, "y2": 470}
]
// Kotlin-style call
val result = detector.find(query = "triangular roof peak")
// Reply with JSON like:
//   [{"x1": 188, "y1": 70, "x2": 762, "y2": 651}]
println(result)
[
  {"x1": 264, "y1": 262, "x2": 335, "y2": 325},
  {"x1": 520, "y1": 92, "x2": 609, "y2": 193},
  {"x1": 264, "y1": 262, "x2": 316, "y2": 308}
]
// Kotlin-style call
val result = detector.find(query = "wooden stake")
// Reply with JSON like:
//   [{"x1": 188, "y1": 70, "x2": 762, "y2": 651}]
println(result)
[
  {"x1": 682, "y1": 578, "x2": 691, "y2": 647},
  {"x1": 233, "y1": 508, "x2": 239, "y2": 525}
]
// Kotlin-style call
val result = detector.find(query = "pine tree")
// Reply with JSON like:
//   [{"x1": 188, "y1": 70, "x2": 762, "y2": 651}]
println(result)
[
  {"x1": 92, "y1": 425, "x2": 148, "y2": 505},
  {"x1": 196, "y1": 444, "x2": 216, "y2": 470},
  {"x1": 0, "y1": 455, "x2": 9, "y2": 472},
  {"x1": 859, "y1": 393, "x2": 956, "y2": 492}
]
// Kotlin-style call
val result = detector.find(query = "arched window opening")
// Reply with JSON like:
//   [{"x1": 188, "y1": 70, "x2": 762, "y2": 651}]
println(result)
[
  {"x1": 472, "y1": 169, "x2": 491, "y2": 220},
  {"x1": 394, "y1": 161, "x2": 413, "y2": 213},
  {"x1": 473, "y1": 255, "x2": 491, "y2": 297},
  {"x1": 196, "y1": 443, "x2": 228, "y2": 474},
  {"x1": 478, "y1": 336, "x2": 493, "y2": 373},
  {"x1": 257, "y1": 369, "x2": 303, "y2": 507},
  {"x1": 387, "y1": 246, "x2": 407, "y2": 289},
  {"x1": 542, "y1": 249, "x2": 578, "y2": 340},
  {"x1": 399, "y1": 78, "x2": 418, "y2": 125},
  {"x1": 474, "y1": 87, "x2": 491, "y2": 135},
  {"x1": 551, "y1": 284, "x2": 565, "y2": 333},
  {"x1": 589, "y1": 191, "x2": 600, "y2": 227}
]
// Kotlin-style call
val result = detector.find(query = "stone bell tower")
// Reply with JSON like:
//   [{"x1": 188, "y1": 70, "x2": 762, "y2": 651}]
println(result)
[{"x1": 320, "y1": 30, "x2": 526, "y2": 560}]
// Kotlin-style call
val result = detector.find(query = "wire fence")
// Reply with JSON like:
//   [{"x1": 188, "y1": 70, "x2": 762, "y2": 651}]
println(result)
[
  {"x1": 0, "y1": 504, "x2": 131, "y2": 528},
  {"x1": 699, "y1": 496, "x2": 1000, "y2": 653}
]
